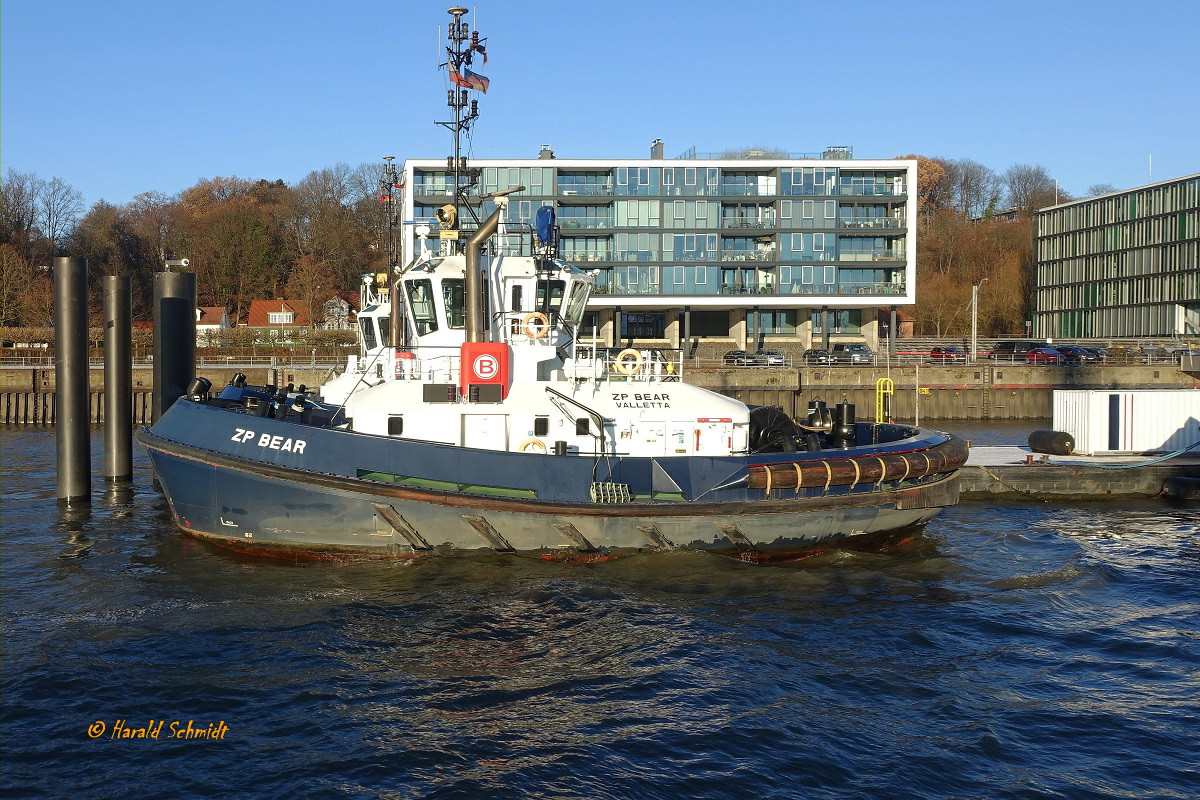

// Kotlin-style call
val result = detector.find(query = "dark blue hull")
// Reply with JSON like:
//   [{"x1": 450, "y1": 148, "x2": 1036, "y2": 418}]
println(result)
[{"x1": 138, "y1": 400, "x2": 965, "y2": 561}]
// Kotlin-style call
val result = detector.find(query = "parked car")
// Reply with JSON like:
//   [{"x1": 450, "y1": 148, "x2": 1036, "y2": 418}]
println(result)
[
  {"x1": 829, "y1": 343, "x2": 875, "y2": 365},
  {"x1": 1025, "y1": 346, "x2": 1064, "y2": 365},
  {"x1": 1086, "y1": 346, "x2": 1108, "y2": 362},
  {"x1": 929, "y1": 345, "x2": 967, "y2": 364},
  {"x1": 1055, "y1": 345, "x2": 1099, "y2": 365},
  {"x1": 722, "y1": 349, "x2": 756, "y2": 366},
  {"x1": 802, "y1": 348, "x2": 830, "y2": 365},
  {"x1": 754, "y1": 349, "x2": 787, "y2": 367},
  {"x1": 987, "y1": 341, "x2": 1042, "y2": 362}
]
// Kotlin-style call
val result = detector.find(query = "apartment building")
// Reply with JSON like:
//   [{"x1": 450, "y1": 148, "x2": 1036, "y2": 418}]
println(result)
[
  {"x1": 402, "y1": 145, "x2": 916, "y2": 352},
  {"x1": 1035, "y1": 173, "x2": 1200, "y2": 338}
]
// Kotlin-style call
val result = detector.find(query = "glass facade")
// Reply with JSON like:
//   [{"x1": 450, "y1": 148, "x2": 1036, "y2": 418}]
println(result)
[
  {"x1": 1034, "y1": 174, "x2": 1200, "y2": 337},
  {"x1": 405, "y1": 156, "x2": 915, "y2": 344}
]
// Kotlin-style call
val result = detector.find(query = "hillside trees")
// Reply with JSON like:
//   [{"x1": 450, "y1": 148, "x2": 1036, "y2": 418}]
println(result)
[{"x1": 908, "y1": 155, "x2": 1043, "y2": 336}]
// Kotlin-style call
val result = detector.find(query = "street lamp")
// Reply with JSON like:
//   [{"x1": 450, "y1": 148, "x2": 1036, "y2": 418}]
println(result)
[{"x1": 971, "y1": 278, "x2": 988, "y2": 364}]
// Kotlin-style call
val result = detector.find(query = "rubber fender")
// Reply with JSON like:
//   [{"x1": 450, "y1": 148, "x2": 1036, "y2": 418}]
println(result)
[
  {"x1": 1162, "y1": 476, "x2": 1200, "y2": 502},
  {"x1": 1028, "y1": 429, "x2": 1074, "y2": 456}
]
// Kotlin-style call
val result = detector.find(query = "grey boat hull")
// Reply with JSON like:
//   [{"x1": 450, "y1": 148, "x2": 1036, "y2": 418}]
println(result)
[{"x1": 140, "y1": 430, "x2": 958, "y2": 563}]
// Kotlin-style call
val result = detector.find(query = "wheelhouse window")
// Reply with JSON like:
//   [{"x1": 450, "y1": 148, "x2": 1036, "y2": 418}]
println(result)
[
  {"x1": 563, "y1": 281, "x2": 590, "y2": 326},
  {"x1": 359, "y1": 317, "x2": 378, "y2": 350},
  {"x1": 406, "y1": 279, "x2": 439, "y2": 335},
  {"x1": 536, "y1": 280, "x2": 565, "y2": 310},
  {"x1": 442, "y1": 279, "x2": 466, "y2": 328}
]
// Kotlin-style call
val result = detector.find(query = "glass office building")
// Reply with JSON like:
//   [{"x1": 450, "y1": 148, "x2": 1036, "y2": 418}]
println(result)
[
  {"x1": 1035, "y1": 173, "x2": 1200, "y2": 338},
  {"x1": 402, "y1": 148, "x2": 916, "y2": 350}
]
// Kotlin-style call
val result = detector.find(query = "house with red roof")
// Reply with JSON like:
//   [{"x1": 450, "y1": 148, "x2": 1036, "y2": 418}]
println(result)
[
  {"x1": 196, "y1": 306, "x2": 231, "y2": 343},
  {"x1": 244, "y1": 300, "x2": 313, "y2": 337}
]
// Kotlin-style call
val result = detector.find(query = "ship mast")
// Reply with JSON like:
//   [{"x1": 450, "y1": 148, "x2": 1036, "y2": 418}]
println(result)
[{"x1": 436, "y1": 6, "x2": 483, "y2": 253}]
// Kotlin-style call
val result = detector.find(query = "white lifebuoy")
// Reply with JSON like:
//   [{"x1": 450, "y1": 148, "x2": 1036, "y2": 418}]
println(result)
[
  {"x1": 613, "y1": 348, "x2": 643, "y2": 376},
  {"x1": 522, "y1": 312, "x2": 551, "y2": 339},
  {"x1": 519, "y1": 438, "x2": 548, "y2": 454}
]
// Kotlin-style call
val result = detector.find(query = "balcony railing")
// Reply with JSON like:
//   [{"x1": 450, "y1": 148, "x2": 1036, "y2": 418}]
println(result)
[
  {"x1": 413, "y1": 185, "x2": 457, "y2": 196},
  {"x1": 598, "y1": 280, "x2": 908, "y2": 298},
  {"x1": 559, "y1": 218, "x2": 614, "y2": 230},
  {"x1": 839, "y1": 185, "x2": 902, "y2": 196},
  {"x1": 720, "y1": 218, "x2": 776, "y2": 229},
  {"x1": 838, "y1": 251, "x2": 906, "y2": 262},
  {"x1": 838, "y1": 217, "x2": 904, "y2": 229},
  {"x1": 720, "y1": 252, "x2": 773, "y2": 262},
  {"x1": 718, "y1": 185, "x2": 777, "y2": 197},
  {"x1": 558, "y1": 184, "x2": 614, "y2": 196},
  {"x1": 561, "y1": 252, "x2": 611, "y2": 263},
  {"x1": 611, "y1": 252, "x2": 659, "y2": 262}
]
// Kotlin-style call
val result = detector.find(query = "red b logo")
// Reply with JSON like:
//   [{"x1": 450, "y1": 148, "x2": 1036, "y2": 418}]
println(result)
[{"x1": 473, "y1": 354, "x2": 498, "y2": 380}]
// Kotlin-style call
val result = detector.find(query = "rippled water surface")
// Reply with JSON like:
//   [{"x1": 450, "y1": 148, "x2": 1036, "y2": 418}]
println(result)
[{"x1": 3, "y1": 429, "x2": 1198, "y2": 799}]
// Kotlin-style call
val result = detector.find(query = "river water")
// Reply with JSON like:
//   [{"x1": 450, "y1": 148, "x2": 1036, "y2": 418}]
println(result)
[{"x1": 3, "y1": 428, "x2": 1198, "y2": 799}]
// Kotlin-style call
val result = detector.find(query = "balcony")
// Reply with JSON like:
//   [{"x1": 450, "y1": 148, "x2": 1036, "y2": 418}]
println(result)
[
  {"x1": 559, "y1": 218, "x2": 614, "y2": 230},
  {"x1": 720, "y1": 185, "x2": 775, "y2": 197},
  {"x1": 839, "y1": 185, "x2": 902, "y2": 197},
  {"x1": 611, "y1": 252, "x2": 659, "y2": 262},
  {"x1": 720, "y1": 252, "x2": 773, "y2": 262},
  {"x1": 720, "y1": 218, "x2": 776, "y2": 229},
  {"x1": 562, "y1": 252, "x2": 612, "y2": 263},
  {"x1": 838, "y1": 217, "x2": 905, "y2": 230},
  {"x1": 413, "y1": 185, "x2": 457, "y2": 196},
  {"x1": 838, "y1": 251, "x2": 906, "y2": 262},
  {"x1": 558, "y1": 184, "x2": 614, "y2": 196},
  {"x1": 597, "y1": 279, "x2": 908, "y2": 298}
]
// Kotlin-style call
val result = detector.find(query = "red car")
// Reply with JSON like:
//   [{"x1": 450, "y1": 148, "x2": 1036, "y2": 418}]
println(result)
[{"x1": 1025, "y1": 347, "x2": 1064, "y2": 365}]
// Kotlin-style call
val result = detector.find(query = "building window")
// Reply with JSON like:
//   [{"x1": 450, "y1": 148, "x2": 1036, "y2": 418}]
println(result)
[
  {"x1": 811, "y1": 309, "x2": 861, "y2": 334},
  {"x1": 268, "y1": 311, "x2": 294, "y2": 325}
]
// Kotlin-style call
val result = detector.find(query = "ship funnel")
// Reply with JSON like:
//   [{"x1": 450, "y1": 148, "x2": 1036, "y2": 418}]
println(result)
[{"x1": 465, "y1": 186, "x2": 525, "y2": 342}]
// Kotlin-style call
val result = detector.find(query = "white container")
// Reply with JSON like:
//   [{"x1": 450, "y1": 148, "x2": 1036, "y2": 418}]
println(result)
[{"x1": 1053, "y1": 389, "x2": 1200, "y2": 454}]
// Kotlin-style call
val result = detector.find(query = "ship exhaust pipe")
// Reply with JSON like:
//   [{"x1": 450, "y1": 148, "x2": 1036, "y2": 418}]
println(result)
[{"x1": 465, "y1": 186, "x2": 524, "y2": 343}]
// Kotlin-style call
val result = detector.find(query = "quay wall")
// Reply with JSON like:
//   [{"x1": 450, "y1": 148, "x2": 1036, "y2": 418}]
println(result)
[
  {"x1": 0, "y1": 364, "x2": 1195, "y2": 424},
  {"x1": 692, "y1": 364, "x2": 1199, "y2": 421},
  {"x1": 0, "y1": 366, "x2": 331, "y2": 425}
]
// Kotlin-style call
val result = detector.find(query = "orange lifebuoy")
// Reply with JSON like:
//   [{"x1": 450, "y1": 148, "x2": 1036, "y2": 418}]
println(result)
[
  {"x1": 522, "y1": 312, "x2": 551, "y2": 339},
  {"x1": 613, "y1": 348, "x2": 643, "y2": 376},
  {"x1": 519, "y1": 438, "x2": 547, "y2": 454}
]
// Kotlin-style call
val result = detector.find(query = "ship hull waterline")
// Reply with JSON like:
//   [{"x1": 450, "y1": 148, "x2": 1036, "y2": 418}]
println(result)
[{"x1": 139, "y1": 431, "x2": 959, "y2": 564}]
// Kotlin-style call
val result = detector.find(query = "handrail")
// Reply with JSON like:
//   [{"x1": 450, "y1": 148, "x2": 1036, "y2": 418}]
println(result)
[{"x1": 544, "y1": 385, "x2": 609, "y2": 456}]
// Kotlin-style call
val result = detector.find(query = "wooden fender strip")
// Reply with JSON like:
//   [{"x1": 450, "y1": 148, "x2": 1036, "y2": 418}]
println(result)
[{"x1": 747, "y1": 435, "x2": 969, "y2": 491}]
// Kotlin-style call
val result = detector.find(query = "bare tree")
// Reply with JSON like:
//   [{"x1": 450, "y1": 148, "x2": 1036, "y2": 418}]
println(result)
[
  {"x1": 1004, "y1": 163, "x2": 1065, "y2": 214},
  {"x1": 953, "y1": 159, "x2": 1002, "y2": 218},
  {"x1": 1, "y1": 170, "x2": 44, "y2": 255},
  {"x1": 0, "y1": 243, "x2": 28, "y2": 325},
  {"x1": 38, "y1": 177, "x2": 85, "y2": 253},
  {"x1": 1086, "y1": 183, "x2": 1119, "y2": 197}
]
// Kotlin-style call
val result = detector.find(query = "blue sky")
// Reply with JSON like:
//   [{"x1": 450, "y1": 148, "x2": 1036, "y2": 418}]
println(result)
[{"x1": 3, "y1": 0, "x2": 1196, "y2": 208}]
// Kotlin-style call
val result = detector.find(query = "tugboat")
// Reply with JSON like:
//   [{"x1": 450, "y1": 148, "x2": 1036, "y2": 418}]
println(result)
[{"x1": 136, "y1": 7, "x2": 968, "y2": 563}]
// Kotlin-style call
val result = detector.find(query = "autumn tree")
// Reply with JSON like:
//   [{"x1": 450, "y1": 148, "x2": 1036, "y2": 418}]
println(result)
[
  {"x1": 0, "y1": 244, "x2": 28, "y2": 326},
  {"x1": 284, "y1": 254, "x2": 339, "y2": 331}
]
